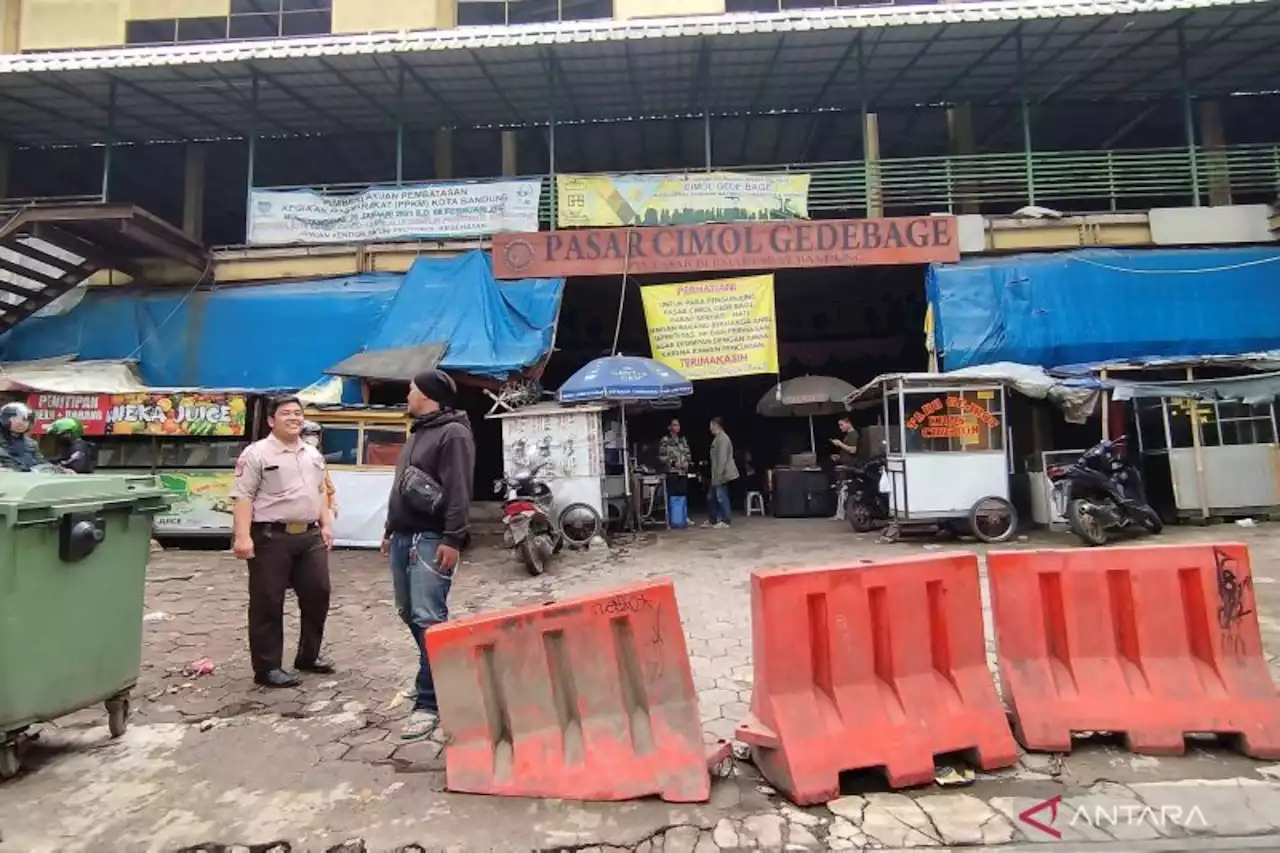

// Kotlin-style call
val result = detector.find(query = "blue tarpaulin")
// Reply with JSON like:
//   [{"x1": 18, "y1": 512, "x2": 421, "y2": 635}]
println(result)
[
  {"x1": 0, "y1": 250, "x2": 565, "y2": 390},
  {"x1": 927, "y1": 248, "x2": 1280, "y2": 371},
  {"x1": 344, "y1": 252, "x2": 565, "y2": 381}
]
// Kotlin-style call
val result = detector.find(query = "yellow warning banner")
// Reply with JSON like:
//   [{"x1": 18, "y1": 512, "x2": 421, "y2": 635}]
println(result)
[
  {"x1": 640, "y1": 275, "x2": 779, "y2": 381},
  {"x1": 556, "y1": 172, "x2": 810, "y2": 228}
]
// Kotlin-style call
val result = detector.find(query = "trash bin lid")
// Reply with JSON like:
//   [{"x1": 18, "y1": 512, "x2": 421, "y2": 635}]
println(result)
[{"x1": 0, "y1": 472, "x2": 168, "y2": 515}]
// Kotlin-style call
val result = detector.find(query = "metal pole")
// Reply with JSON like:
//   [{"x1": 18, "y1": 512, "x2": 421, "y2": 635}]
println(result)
[
  {"x1": 703, "y1": 112, "x2": 712, "y2": 171},
  {"x1": 245, "y1": 70, "x2": 259, "y2": 241},
  {"x1": 1178, "y1": 22, "x2": 1202, "y2": 206},
  {"x1": 395, "y1": 65, "x2": 406, "y2": 185},
  {"x1": 546, "y1": 50, "x2": 558, "y2": 230},
  {"x1": 101, "y1": 78, "x2": 117, "y2": 201},
  {"x1": 548, "y1": 108, "x2": 557, "y2": 230},
  {"x1": 1016, "y1": 26, "x2": 1036, "y2": 206},
  {"x1": 1186, "y1": 366, "x2": 1209, "y2": 519}
]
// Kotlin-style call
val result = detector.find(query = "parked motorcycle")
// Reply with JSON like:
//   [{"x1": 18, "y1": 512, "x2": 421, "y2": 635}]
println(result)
[
  {"x1": 843, "y1": 457, "x2": 891, "y2": 533},
  {"x1": 1048, "y1": 435, "x2": 1163, "y2": 546},
  {"x1": 495, "y1": 461, "x2": 562, "y2": 575}
]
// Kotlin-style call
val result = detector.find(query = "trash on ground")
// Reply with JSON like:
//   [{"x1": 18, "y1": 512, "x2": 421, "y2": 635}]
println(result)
[
  {"x1": 143, "y1": 611, "x2": 172, "y2": 623},
  {"x1": 185, "y1": 658, "x2": 216, "y2": 677},
  {"x1": 934, "y1": 765, "x2": 976, "y2": 787},
  {"x1": 1237, "y1": 518, "x2": 1258, "y2": 528}
]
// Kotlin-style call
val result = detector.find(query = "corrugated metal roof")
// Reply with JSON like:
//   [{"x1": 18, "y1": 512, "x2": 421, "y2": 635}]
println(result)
[
  {"x1": 0, "y1": 0, "x2": 1274, "y2": 146},
  {"x1": 0, "y1": 0, "x2": 1262, "y2": 73}
]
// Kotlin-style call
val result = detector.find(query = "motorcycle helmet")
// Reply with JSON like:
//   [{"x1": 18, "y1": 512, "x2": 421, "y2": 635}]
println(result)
[
  {"x1": 301, "y1": 420, "x2": 323, "y2": 448},
  {"x1": 48, "y1": 417, "x2": 84, "y2": 439},
  {"x1": 0, "y1": 402, "x2": 32, "y2": 436}
]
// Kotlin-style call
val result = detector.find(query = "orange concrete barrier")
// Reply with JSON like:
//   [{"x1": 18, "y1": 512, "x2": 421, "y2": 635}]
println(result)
[
  {"x1": 988, "y1": 543, "x2": 1280, "y2": 757},
  {"x1": 425, "y1": 579, "x2": 710, "y2": 802},
  {"x1": 735, "y1": 554, "x2": 1018, "y2": 804}
]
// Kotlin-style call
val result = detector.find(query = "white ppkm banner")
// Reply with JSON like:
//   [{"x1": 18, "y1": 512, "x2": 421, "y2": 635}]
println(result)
[{"x1": 248, "y1": 179, "x2": 542, "y2": 245}]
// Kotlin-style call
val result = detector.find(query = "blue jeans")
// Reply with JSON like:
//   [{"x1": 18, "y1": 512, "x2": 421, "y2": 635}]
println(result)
[
  {"x1": 388, "y1": 532, "x2": 453, "y2": 714},
  {"x1": 708, "y1": 484, "x2": 732, "y2": 524}
]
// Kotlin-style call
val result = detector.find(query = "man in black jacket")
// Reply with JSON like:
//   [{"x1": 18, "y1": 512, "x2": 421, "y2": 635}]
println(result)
[{"x1": 382, "y1": 369, "x2": 475, "y2": 741}]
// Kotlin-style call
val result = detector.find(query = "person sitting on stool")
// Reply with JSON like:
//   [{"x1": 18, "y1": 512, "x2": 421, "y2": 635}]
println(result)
[{"x1": 231, "y1": 396, "x2": 336, "y2": 688}]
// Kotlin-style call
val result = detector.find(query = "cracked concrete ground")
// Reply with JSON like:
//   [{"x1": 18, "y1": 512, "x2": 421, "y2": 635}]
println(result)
[{"x1": 2, "y1": 520, "x2": 1280, "y2": 852}]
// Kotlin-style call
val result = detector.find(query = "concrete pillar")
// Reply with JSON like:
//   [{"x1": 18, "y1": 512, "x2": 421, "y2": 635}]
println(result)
[
  {"x1": 1198, "y1": 100, "x2": 1231, "y2": 207},
  {"x1": 501, "y1": 130, "x2": 518, "y2": 177},
  {"x1": 434, "y1": 129, "x2": 453, "y2": 179},
  {"x1": 182, "y1": 143, "x2": 206, "y2": 241},
  {"x1": 946, "y1": 103, "x2": 978, "y2": 214},
  {"x1": 863, "y1": 111, "x2": 883, "y2": 218}
]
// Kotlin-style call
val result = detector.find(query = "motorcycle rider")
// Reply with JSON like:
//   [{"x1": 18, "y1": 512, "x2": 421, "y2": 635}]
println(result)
[
  {"x1": 0, "y1": 402, "x2": 49, "y2": 472},
  {"x1": 48, "y1": 417, "x2": 96, "y2": 474}
]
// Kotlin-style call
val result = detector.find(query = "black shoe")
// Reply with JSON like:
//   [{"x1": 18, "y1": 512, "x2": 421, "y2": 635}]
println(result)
[
  {"x1": 294, "y1": 656, "x2": 336, "y2": 675},
  {"x1": 254, "y1": 669, "x2": 301, "y2": 688}
]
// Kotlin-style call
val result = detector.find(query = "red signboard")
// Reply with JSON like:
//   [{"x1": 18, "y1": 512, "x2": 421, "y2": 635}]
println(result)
[
  {"x1": 28, "y1": 393, "x2": 110, "y2": 436},
  {"x1": 492, "y1": 216, "x2": 960, "y2": 279},
  {"x1": 27, "y1": 392, "x2": 248, "y2": 437}
]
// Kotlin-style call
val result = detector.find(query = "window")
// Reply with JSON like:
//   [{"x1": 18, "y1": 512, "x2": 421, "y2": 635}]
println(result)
[
  {"x1": 125, "y1": 0, "x2": 331, "y2": 46},
  {"x1": 727, "y1": 0, "x2": 935, "y2": 9},
  {"x1": 126, "y1": 19, "x2": 178, "y2": 45},
  {"x1": 457, "y1": 0, "x2": 613, "y2": 27},
  {"x1": 320, "y1": 425, "x2": 360, "y2": 466},
  {"x1": 901, "y1": 389, "x2": 1004, "y2": 453},
  {"x1": 157, "y1": 440, "x2": 248, "y2": 468},
  {"x1": 177, "y1": 17, "x2": 230, "y2": 43},
  {"x1": 1209, "y1": 401, "x2": 1276, "y2": 447},
  {"x1": 1134, "y1": 397, "x2": 1168, "y2": 452},
  {"x1": 315, "y1": 420, "x2": 408, "y2": 467},
  {"x1": 363, "y1": 428, "x2": 407, "y2": 466}
]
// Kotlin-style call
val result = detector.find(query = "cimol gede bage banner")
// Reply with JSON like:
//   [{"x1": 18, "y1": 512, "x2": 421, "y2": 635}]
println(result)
[
  {"x1": 556, "y1": 172, "x2": 810, "y2": 228},
  {"x1": 640, "y1": 274, "x2": 779, "y2": 381}
]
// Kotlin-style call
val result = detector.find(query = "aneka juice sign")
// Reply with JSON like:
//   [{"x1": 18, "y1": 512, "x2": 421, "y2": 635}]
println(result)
[{"x1": 28, "y1": 392, "x2": 248, "y2": 437}]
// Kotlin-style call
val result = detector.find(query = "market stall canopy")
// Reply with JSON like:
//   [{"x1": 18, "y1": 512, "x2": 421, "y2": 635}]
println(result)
[
  {"x1": 0, "y1": 357, "x2": 147, "y2": 394},
  {"x1": 757, "y1": 375, "x2": 857, "y2": 418},
  {"x1": 926, "y1": 248, "x2": 1280, "y2": 372},
  {"x1": 327, "y1": 252, "x2": 564, "y2": 383},
  {"x1": 0, "y1": 250, "x2": 563, "y2": 390},
  {"x1": 1108, "y1": 371, "x2": 1280, "y2": 405},
  {"x1": 558, "y1": 356, "x2": 692, "y2": 403},
  {"x1": 0, "y1": 272, "x2": 403, "y2": 389},
  {"x1": 846, "y1": 364, "x2": 1103, "y2": 425}
]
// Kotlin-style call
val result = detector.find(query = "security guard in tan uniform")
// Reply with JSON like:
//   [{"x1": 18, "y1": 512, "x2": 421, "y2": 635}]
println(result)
[{"x1": 231, "y1": 396, "x2": 335, "y2": 688}]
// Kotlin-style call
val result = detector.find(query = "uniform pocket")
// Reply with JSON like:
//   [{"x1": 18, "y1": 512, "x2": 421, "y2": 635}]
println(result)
[{"x1": 262, "y1": 464, "x2": 286, "y2": 495}]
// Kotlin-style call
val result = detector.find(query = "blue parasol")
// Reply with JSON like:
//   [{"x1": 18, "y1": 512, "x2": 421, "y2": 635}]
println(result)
[{"x1": 558, "y1": 356, "x2": 693, "y2": 403}]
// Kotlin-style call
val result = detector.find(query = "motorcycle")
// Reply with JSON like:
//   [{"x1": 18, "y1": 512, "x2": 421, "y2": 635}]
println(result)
[
  {"x1": 1048, "y1": 435, "x2": 1163, "y2": 547},
  {"x1": 495, "y1": 461, "x2": 562, "y2": 575},
  {"x1": 843, "y1": 457, "x2": 891, "y2": 533}
]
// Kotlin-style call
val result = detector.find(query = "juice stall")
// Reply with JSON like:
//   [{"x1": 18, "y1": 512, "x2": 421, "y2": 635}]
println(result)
[{"x1": 28, "y1": 389, "x2": 257, "y2": 537}]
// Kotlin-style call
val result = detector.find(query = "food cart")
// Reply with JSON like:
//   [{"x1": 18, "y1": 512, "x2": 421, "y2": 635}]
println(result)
[
  {"x1": 845, "y1": 373, "x2": 1018, "y2": 542},
  {"x1": 29, "y1": 389, "x2": 257, "y2": 537},
  {"x1": 487, "y1": 401, "x2": 612, "y2": 523}
]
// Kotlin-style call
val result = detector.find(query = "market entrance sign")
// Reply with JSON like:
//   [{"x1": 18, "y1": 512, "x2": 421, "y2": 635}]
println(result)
[{"x1": 493, "y1": 215, "x2": 959, "y2": 279}]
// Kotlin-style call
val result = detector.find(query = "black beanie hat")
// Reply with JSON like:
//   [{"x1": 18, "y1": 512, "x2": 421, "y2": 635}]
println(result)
[{"x1": 412, "y1": 369, "x2": 458, "y2": 408}]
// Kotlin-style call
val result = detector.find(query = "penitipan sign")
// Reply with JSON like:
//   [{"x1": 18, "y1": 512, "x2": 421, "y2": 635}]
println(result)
[{"x1": 492, "y1": 215, "x2": 959, "y2": 279}]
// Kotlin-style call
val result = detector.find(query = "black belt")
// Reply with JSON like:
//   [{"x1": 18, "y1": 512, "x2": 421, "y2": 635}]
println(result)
[{"x1": 252, "y1": 521, "x2": 319, "y2": 535}]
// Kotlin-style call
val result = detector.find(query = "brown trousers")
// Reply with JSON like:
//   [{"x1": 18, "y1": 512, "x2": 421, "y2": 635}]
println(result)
[{"x1": 247, "y1": 525, "x2": 331, "y2": 676}]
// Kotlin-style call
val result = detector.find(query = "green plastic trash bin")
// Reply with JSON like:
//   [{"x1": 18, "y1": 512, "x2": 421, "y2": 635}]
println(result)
[{"x1": 0, "y1": 472, "x2": 169, "y2": 779}]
